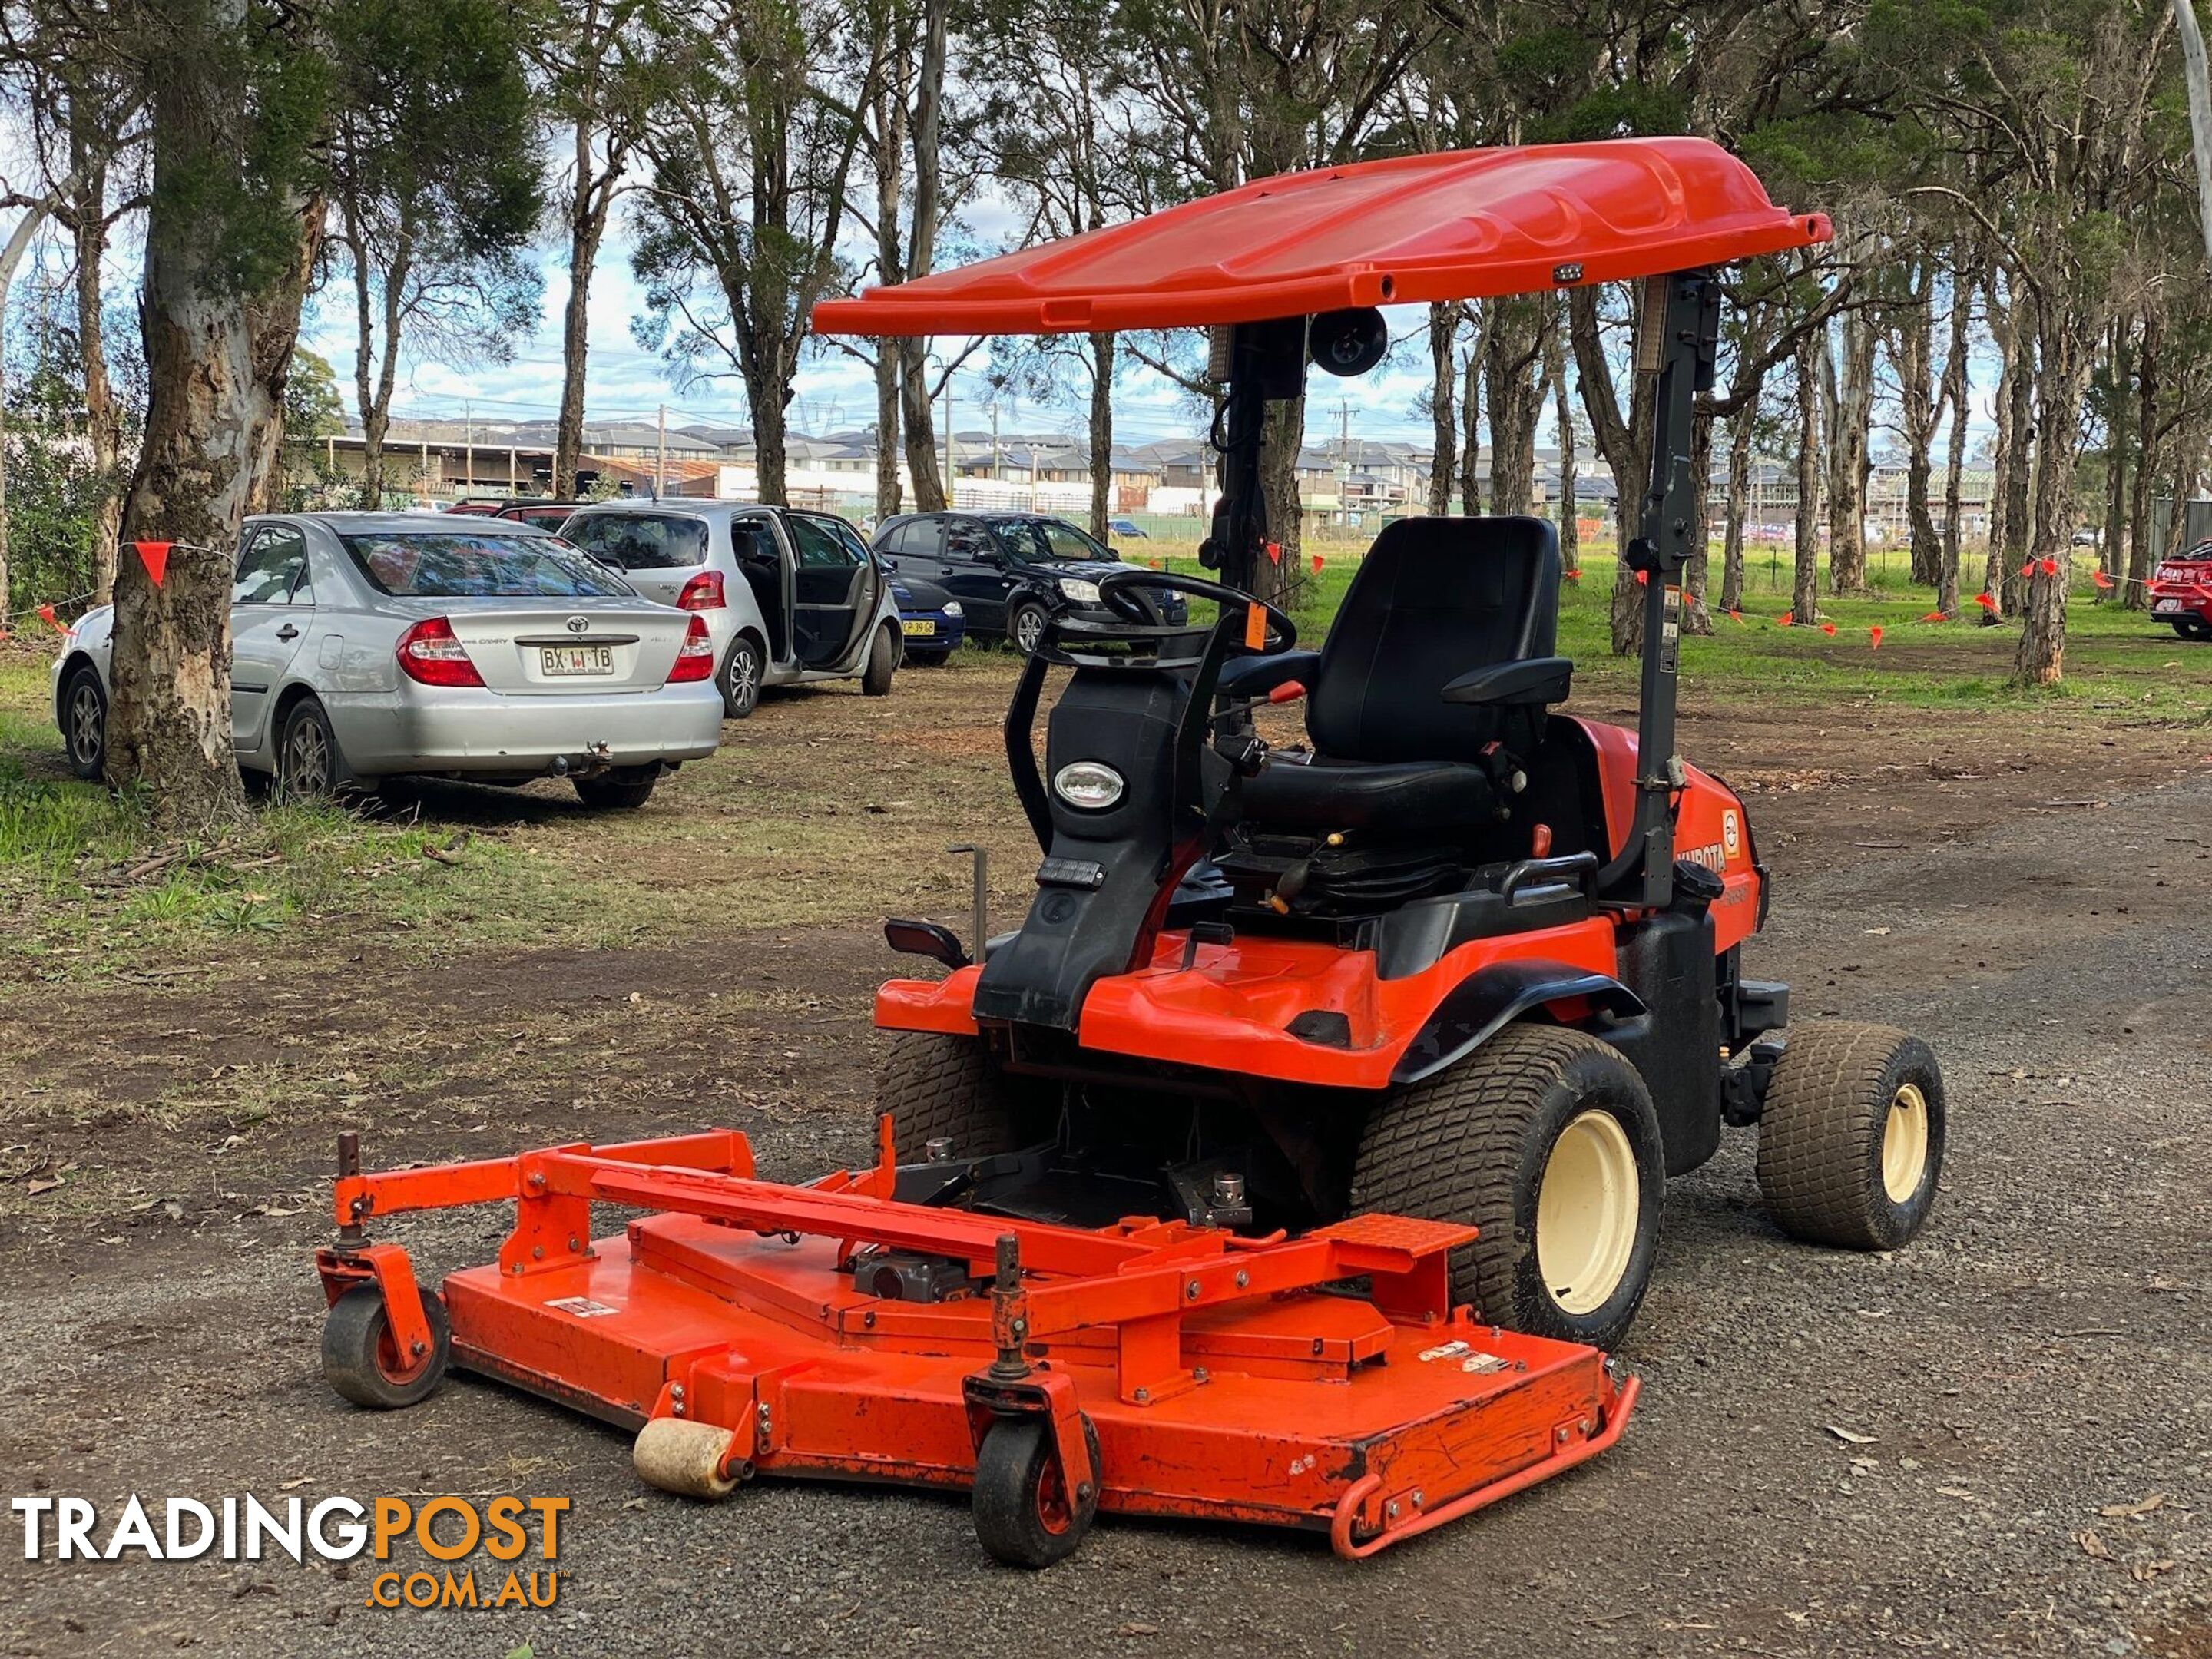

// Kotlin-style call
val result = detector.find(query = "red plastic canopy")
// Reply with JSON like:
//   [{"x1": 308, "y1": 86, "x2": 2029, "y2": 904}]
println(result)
[{"x1": 813, "y1": 137, "x2": 1828, "y2": 339}]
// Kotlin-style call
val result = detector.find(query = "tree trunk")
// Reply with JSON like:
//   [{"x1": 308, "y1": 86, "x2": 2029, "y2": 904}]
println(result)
[
  {"x1": 554, "y1": 118, "x2": 613, "y2": 500},
  {"x1": 1938, "y1": 261, "x2": 1971, "y2": 617},
  {"x1": 1720, "y1": 403, "x2": 1753, "y2": 613},
  {"x1": 2125, "y1": 307, "x2": 2159, "y2": 611},
  {"x1": 1086, "y1": 331, "x2": 1113, "y2": 539},
  {"x1": 1894, "y1": 271, "x2": 1942, "y2": 587},
  {"x1": 68, "y1": 114, "x2": 124, "y2": 602},
  {"x1": 873, "y1": 347, "x2": 901, "y2": 517},
  {"x1": 1426, "y1": 302, "x2": 1455, "y2": 516},
  {"x1": 751, "y1": 363, "x2": 790, "y2": 505},
  {"x1": 1682, "y1": 409, "x2": 1714, "y2": 634},
  {"x1": 871, "y1": 77, "x2": 906, "y2": 519},
  {"x1": 107, "y1": 36, "x2": 288, "y2": 828},
  {"x1": 1568, "y1": 286, "x2": 1651, "y2": 655},
  {"x1": 2101, "y1": 314, "x2": 2128, "y2": 599},
  {"x1": 1456, "y1": 330, "x2": 1482, "y2": 515},
  {"x1": 1482, "y1": 299, "x2": 1545, "y2": 517},
  {"x1": 2015, "y1": 310, "x2": 2092, "y2": 685},
  {"x1": 1256, "y1": 394, "x2": 1304, "y2": 607},
  {"x1": 1826, "y1": 312, "x2": 1874, "y2": 592},
  {"x1": 1997, "y1": 293, "x2": 2035, "y2": 616},
  {"x1": 242, "y1": 200, "x2": 324, "y2": 515},
  {"x1": 1793, "y1": 329, "x2": 1822, "y2": 625},
  {"x1": 1549, "y1": 317, "x2": 1578, "y2": 574},
  {"x1": 899, "y1": 345, "x2": 944, "y2": 512}
]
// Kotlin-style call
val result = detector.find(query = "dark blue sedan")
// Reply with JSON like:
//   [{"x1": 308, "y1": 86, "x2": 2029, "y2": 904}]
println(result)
[{"x1": 892, "y1": 575, "x2": 965, "y2": 664}]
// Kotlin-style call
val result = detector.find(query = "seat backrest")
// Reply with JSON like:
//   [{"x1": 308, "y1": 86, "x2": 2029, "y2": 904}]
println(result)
[{"x1": 1306, "y1": 515, "x2": 1561, "y2": 763}]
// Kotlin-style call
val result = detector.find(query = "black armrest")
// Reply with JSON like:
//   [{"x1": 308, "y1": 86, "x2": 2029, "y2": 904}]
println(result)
[
  {"x1": 1216, "y1": 649, "x2": 1321, "y2": 699},
  {"x1": 1441, "y1": 656, "x2": 1572, "y2": 707}
]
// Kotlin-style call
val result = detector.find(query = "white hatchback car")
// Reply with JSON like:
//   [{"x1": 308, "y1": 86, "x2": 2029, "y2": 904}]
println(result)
[
  {"x1": 54, "y1": 512, "x2": 725, "y2": 809},
  {"x1": 558, "y1": 501, "x2": 903, "y2": 717}
]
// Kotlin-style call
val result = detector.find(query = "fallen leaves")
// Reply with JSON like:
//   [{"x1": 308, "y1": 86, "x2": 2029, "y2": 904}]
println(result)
[
  {"x1": 1824, "y1": 1424, "x2": 1877, "y2": 1446},
  {"x1": 2100, "y1": 1493, "x2": 2167, "y2": 1519}
]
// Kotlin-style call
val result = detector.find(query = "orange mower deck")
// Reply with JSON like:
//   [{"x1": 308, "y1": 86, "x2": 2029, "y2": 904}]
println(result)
[{"x1": 314, "y1": 1128, "x2": 1635, "y2": 1564}]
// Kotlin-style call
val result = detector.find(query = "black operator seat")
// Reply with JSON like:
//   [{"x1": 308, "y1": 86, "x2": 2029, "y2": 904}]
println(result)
[{"x1": 1227, "y1": 515, "x2": 1572, "y2": 836}]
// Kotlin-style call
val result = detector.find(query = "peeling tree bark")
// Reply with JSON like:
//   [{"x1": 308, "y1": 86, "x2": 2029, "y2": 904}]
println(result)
[
  {"x1": 1793, "y1": 329, "x2": 1822, "y2": 626},
  {"x1": 1426, "y1": 301, "x2": 1455, "y2": 516},
  {"x1": 1825, "y1": 311, "x2": 1874, "y2": 593},
  {"x1": 1548, "y1": 316, "x2": 1578, "y2": 576},
  {"x1": 1938, "y1": 261, "x2": 1972, "y2": 618},
  {"x1": 2126, "y1": 306, "x2": 2159, "y2": 612},
  {"x1": 1569, "y1": 285, "x2": 1651, "y2": 655},
  {"x1": 1720, "y1": 402, "x2": 1753, "y2": 614}
]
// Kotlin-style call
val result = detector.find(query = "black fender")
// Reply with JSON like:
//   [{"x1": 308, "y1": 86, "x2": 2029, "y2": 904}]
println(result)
[{"x1": 1389, "y1": 959, "x2": 1646, "y2": 1087}]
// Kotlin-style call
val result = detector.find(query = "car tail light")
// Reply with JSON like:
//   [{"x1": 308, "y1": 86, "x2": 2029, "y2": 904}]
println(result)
[
  {"x1": 667, "y1": 614, "x2": 716, "y2": 683},
  {"x1": 396, "y1": 617, "x2": 484, "y2": 687},
  {"x1": 677, "y1": 570, "x2": 726, "y2": 611}
]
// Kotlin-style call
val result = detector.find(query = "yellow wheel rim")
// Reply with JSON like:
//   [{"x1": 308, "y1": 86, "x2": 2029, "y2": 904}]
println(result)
[
  {"x1": 1882, "y1": 1082, "x2": 1930, "y2": 1204},
  {"x1": 1535, "y1": 1110, "x2": 1640, "y2": 1316}
]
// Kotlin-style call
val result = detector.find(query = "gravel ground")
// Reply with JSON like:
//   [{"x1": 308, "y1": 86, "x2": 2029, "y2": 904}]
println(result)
[{"x1": 2, "y1": 768, "x2": 2207, "y2": 1658}]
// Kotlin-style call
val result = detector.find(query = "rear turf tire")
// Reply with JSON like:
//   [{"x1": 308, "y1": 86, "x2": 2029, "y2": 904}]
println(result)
[
  {"x1": 862, "y1": 624, "x2": 897, "y2": 696},
  {"x1": 1350, "y1": 1024, "x2": 1664, "y2": 1351},
  {"x1": 1757, "y1": 1022, "x2": 1944, "y2": 1250},
  {"x1": 878, "y1": 1032, "x2": 1041, "y2": 1161}
]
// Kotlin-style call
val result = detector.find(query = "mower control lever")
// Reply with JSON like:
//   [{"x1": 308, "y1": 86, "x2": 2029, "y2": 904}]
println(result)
[{"x1": 1500, "y1": 851, "x2": 1600, "y2": 901}]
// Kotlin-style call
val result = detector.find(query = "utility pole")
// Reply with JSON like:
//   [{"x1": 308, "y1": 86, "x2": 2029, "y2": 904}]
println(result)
[
  {"x1": 944, "y1": 376, "x2": 957, "y2": 502},
  {"x1": 991, "y1": 402, "x2": 1002, "y2": 483},
  {"x1": 656, "y1": 403, "x2": 667, "y2": 498},
  {"x1": 1336, "y1": 399, "x2": 1353, "y2": 522},
  {"x1": 463, "y1": 401, "x2": 474, "y2": 498}
]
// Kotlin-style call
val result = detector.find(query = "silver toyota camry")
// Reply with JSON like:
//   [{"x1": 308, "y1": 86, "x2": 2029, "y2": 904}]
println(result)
[{"x1": 52, "y1": 512, "x2": 725, "y2": 810}]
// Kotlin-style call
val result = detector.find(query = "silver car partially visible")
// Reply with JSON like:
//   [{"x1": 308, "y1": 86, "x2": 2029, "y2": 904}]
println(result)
[{"x1": 52, "y1": 512, "x2": 725, "y2": 810}]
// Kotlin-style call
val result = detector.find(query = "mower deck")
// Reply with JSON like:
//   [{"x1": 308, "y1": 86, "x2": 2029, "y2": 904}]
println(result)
[{"x1": 316, "y1": 1129, "x2": 1635, "y2": 1561}]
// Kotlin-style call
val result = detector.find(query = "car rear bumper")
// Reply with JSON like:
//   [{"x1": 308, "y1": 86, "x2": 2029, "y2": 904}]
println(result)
[
  {"x1": 2150, "y1": 583, "x2": 2211, "y2": 620},
  {"x1": 329, "y1": 682, "x2": 724, "y2": 777}
]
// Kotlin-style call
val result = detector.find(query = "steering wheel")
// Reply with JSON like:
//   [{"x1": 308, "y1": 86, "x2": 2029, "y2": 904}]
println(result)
[{"x1": 1096, "y1": 568, "x2": 1297, "y2": 656}]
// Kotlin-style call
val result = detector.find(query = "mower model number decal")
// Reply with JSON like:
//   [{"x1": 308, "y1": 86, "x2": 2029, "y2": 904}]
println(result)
[
  {"x1": 545, "y1": 1296, "x2": 620, "y2": 1318},
  {"x1": 1722, "y1": 810, "x2": 1741, "y2": 857}
]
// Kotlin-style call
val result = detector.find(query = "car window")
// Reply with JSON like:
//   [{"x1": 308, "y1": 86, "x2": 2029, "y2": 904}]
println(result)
[
  {"x1": 830, "y1": 518, "x2": 874, "y2": 565},
  {"x1": 946, "y1": 518, "x2": 1008, "y2": 561},
  {"x1": 902, "y1": 518, "x2": 944, "y2": 557},
  {"x1": 981, "y1": 519, "x2": 1056, "y2": 563},
  {"x1": 338, "y1": 531, "x2": 634, "y2": 599},
  {"x1": 1041, "y1": 520, "x2": 1110, "y2": 561},
  {"x1": 730, "y1": 518, "x2": 780, "y2": 565},
  {"x1": 790, "y1": 515, "x2": 860, "y2": 570},
  {"x1": 563, "y1": 512, "x2": 709, "y2": 571},
  {"x1": 233, "y1": 525, "x2": 311, "y2": 605}
]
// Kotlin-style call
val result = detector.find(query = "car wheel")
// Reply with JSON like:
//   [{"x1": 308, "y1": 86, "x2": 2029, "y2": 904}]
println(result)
[
  {"x1": 61, "y1": 665, "x2": 107, "y2": 781},
  {"x1": 1008, "y1": 601, "x2": 1049, "y2": 655},
  {"x1": 575, "y1": 766, "x2": 659, "y2": 810},
  {"x1": 1349, "y1": 1024, "x2": 1665, "y2": 1352},
  {"x1": 721, "y1": 635, "x2": 763, "y2": 719},
  {"x1": 863, "y1": 624, "x2": 898, "y2": 696},
  {"x1": 2174, "y1": 617, "x2": 2211, "y2": 641},
  {"x1": 275, "y1": 697, "x2": 343, "y2": 801}
]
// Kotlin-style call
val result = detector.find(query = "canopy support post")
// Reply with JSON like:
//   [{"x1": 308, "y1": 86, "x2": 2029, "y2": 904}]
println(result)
[
  {"x1": 1201, "y1": 318, "x2": 1308, "y2": 597},
  {"x1": 1608, "y1": 268, "x2": 1720, "y2": 909}
]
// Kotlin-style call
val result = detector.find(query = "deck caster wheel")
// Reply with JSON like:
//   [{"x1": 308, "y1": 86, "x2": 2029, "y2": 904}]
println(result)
[
  {"x1": 322, "y1": 1283, "x2": 450, "y2": 1409},
  {"x1": 1757, "y1": 1022, "x2": 1945, "y2": 1249},
  {"x1": 632, "y1": 1418, "x2": 744, "y2": 1499},
  {"x1": 971, "y1": 1415, "x2": 1100, "y2": 1569}
]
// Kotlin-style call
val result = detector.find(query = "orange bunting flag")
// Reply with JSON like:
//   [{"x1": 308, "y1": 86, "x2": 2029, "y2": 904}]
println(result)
[
  {"x1": 1920, "y1": 609, "x2": 1948, "y2": 622},
  {"x1": 2038, "y1": 557, "x2": 2058, "y2": 578},
  {"x1": 1726, "y1": 608, "x2": 1745, "y2": 624},
  {"x1": 2091, "y1": 568, "x2": 2115, "y2": 590},
  {"x1": 1563, "y1": 568, "x2": 1583, "y2": 581},
  {"x1": 1777, "y1": 611, "x2": 1793, "y2": 627},
  {"x1": 1973, "y1": 591, "x2": 1998, "y2": 612},
  {"x1": 1635, "y1": 569, "x2": 1649, "y2": 585},
  {"x1": 35, "y1": 603, "x2": 62, "y2": 634},
  {"x1": 2017, "y1": 561, "x2": 2034, "y2": 580},
  {"x1": 134, "y1": 540, "x2": 172, "y2": 586},
  {"x1": 1869, "y1": 625, "x2": 1883, "y2": 650},
  {"x1": 1264, "y1": 540, "x2": 1282, "y2": 565},
  {"x1": 1310, "y1": 552, "x2": 1324, "y2": 575},
  {"x1": 1820, "y1": 621, "x2": 1839, "y2": 636}
]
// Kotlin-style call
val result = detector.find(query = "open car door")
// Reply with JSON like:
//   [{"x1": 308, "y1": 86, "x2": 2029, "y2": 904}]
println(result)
[{"x1": 786, "y1": 512, "x2": 884, "y2": 670}]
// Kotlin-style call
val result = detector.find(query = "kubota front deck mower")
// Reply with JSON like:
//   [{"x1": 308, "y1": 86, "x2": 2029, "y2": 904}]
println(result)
[{"x1": 313, "y1": 138, "x2": 1946, "y2": 1567}]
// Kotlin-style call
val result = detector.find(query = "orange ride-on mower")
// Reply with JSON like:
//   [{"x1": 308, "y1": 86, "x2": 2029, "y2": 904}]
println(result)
[{"x1": 313, "y1": 139, "x2": 1946, "y2": 1567}]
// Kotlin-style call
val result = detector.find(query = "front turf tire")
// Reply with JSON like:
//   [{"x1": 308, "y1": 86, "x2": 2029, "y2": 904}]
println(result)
[
  {"x1": 878, "y1": 1032, "x2": 1041, "y2": 1162},
  {"x1": 1757, "y1": 1022, "x2": 1945, "y2": 1250},
  {"x1": 1351, "y1": 1025, "x2": 1664, "y2": 1352}
]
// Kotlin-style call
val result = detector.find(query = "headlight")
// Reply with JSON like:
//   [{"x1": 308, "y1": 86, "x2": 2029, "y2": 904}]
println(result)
[
  {"x1": 1053, "y1": 760, "x2": 1124, "y2": 810},
  {"x1": 941, "y1": 600, "x2": 962, "y2": 617},
  {"x1": 1057, "y1": 578, "x2": 1101, "y2": 604}
]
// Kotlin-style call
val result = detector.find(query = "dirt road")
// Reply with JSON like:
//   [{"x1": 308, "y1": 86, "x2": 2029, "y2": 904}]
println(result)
[{"x1": 0, "y1": 666, "x2": 2207, "y2": 1657}]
